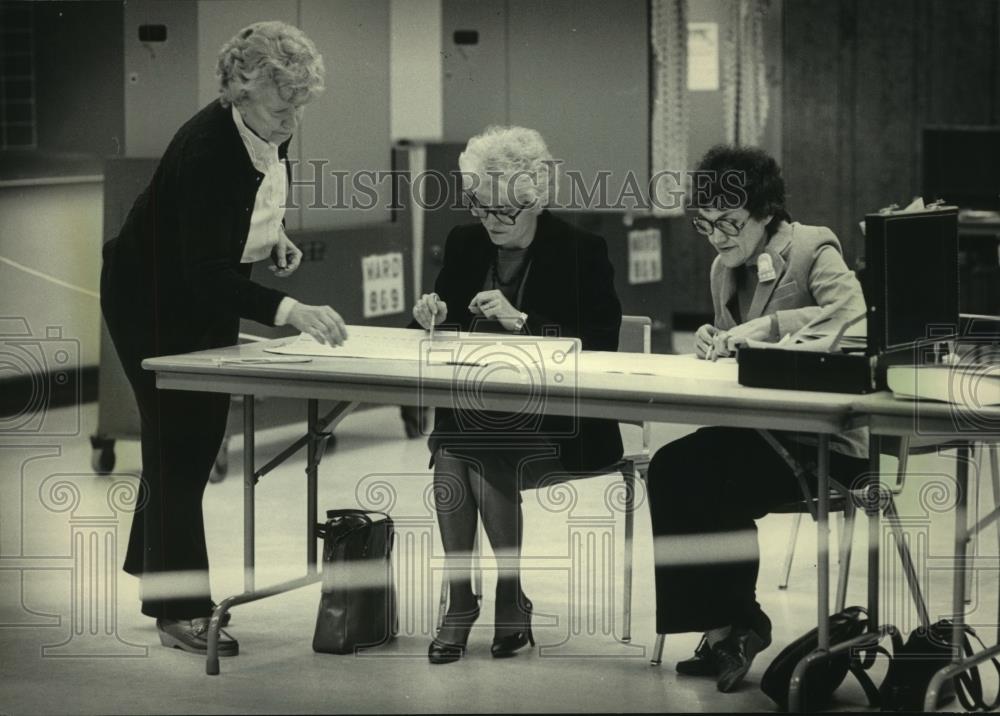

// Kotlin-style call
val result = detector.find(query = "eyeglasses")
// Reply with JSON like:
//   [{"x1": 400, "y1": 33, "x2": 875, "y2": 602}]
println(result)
[
  {"x1": 692, "y1": 215, "x2": 746, "y2": 238},
  {"x1": 464, "y1": 191, "x2": 525, "y2": 226}
]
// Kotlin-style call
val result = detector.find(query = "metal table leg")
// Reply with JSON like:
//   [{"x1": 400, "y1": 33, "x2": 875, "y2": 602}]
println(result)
[
  {"x1": 789, "y1": 434, "x2": 831, "y2": 712},
  {"x1": 867, "y1": 435, "x2": 880, "y2": 631},
  {"x1": 244, "y1": 396, "x2": 255, "y2": 592},
  {"x1": 307, "y1": 399, "x2": 319, "y2": 573},
  {"x1": 923, "y1": 444, "x2": 972, "y2": 711},
  {"x1": 204, "y1": 397, "x2": 357, "y2": 675}
]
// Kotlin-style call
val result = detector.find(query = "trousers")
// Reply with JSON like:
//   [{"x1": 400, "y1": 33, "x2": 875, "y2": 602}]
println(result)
[
  {"x1": 646, "y1": 427, "x2": 868, "y2": 634},
  {"x1": 100, "y1": 261, "x2": 230, "y2": 619}
]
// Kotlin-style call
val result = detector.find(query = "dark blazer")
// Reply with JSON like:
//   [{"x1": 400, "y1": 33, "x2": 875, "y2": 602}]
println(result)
[
  {"x1": 429, "y1": 210, "x2": 624, "y2": 473},
  {"x1": 102, "y1": 99, "x2": 289, "y2": 358}
]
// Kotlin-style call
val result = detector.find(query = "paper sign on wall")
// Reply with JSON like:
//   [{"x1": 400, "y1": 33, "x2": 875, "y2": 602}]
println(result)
[
  {"x1": 628, "y1": 229, "x2": 663, "y2": 285},
  {"x1": 362, "y1": 252, "x2": 405, "y2": 318}
]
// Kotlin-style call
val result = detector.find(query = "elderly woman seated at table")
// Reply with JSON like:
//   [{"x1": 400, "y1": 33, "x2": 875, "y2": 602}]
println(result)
[
  {"x1": 411, "y1": 125, "x2": 623, "y2": 664},
  {"x1": 645, "y1": 144, "x2": 869, "y2": 692}
]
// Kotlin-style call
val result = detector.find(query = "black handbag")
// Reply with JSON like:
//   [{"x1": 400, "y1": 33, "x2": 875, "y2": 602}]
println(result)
[
  {"x1": 881, "y1": 620, "x2": 1000, "y2": 712},
  {"x1": 761, "y1": 606, "x2": 887, "y2": 711},
  {"x1": 312, "y1": 509, "x2": 397, "y2": 655}
]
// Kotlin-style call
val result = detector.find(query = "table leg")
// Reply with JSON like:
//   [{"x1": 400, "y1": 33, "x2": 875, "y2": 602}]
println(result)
[
  {"x1": 867, "y1": 435, "x2": 880, "y2": 630},
  {"x1": 307, "y1": 399, "x2": 318, "y2": 573},
  {"x1": 791, "y1": 435, "x2": 832, "y2": 712},
  {"x1": 923, "y1": 444, "x2": 973, "y2": 710},
  {"x1": 951, "y1": 445, "x2": 970, "y2": 663},
  {"x1": 817, "y1": 434, "x2": 830, "y2": 649},
  {"x1": 244, "y1": 395, "x2": 255, "y2": 593}
]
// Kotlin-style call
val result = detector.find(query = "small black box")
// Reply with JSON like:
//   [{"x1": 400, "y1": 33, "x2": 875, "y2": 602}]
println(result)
[{"x1": 737, "y1": 346, "x2": 877, "y2": 394}]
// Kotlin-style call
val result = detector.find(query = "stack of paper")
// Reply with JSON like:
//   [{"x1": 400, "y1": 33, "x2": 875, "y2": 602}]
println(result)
[
  {"x1": 264, "y1": 327, "x2": 580, "y2": 369},
  {"x1": 888, "y1": 364, "x2": 1000, "y2": 405}
]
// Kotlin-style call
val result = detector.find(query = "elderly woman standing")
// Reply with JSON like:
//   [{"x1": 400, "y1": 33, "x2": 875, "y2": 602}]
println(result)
[
  {"x1": 412, "y1": 126, "x2": 623, "y2": 664},
  {"x1": 646, "y1": 145, "x2": 869, "y2": 693},
  {"x1": 101, "y1": 21, "x2": 346, "y2": 655}
]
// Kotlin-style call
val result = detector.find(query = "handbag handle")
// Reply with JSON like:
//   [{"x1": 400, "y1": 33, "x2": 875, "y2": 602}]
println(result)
[{"x1": 954, "y1": 628, "x2": 1000, "y2": 711}]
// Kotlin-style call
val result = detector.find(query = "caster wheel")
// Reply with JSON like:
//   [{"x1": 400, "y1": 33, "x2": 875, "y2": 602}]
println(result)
[{"x1": 91, "y1": 446, "x2": 116, "y2": 475}]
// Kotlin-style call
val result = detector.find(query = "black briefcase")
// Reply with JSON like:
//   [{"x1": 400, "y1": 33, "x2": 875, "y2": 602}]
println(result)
[
  {"x1": 312, "y1": 509, "x2": 397, "y2": 654},
  {"x1": 737, "y1": 346, "x2": 876, "y2": 394}
]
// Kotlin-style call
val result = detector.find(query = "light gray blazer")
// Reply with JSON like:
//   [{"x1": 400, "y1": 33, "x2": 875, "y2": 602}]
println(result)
[
  {"x1": 710, "y1": 221, "x2": 867, "y2": 337},
  {"x1": 710, "y1": 221, "x2": 869, "y2": 460}
]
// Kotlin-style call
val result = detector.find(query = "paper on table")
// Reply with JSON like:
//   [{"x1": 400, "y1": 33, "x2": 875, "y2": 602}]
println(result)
[
  {"x1": 578, "y1": 351, "x2": 738, "y2": 380},
  {"x1": 265, "y1": 328, "x2": 580, "y2": 368}
]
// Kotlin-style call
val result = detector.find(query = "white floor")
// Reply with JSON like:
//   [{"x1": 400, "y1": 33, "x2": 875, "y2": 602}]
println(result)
[{"x1": 1, "y1": 351, "x2": 998, "y2": 713}]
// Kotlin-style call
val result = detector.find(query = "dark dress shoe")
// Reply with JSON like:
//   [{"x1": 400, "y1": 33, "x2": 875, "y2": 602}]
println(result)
[
  {"x1": 714, "y1": 618, "x2": 772, "y2": 693},
  {"x1": 490, "y1": 600, "x2": 534, "y2": 658},
  {"x1": 676, "y1": 634, "x2": 719, "y2": 677},
  {"x1": 157, "y1": 617, "x2": 239, "y2": 656},
  {"x1": 428, "y1": 606, "x2": 480, "y2": 665}
]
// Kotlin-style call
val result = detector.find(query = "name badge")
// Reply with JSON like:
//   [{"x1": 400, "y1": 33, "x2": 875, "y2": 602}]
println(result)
[{"x1": 757, "y1": 253, "x2": 776, "y2": 282}]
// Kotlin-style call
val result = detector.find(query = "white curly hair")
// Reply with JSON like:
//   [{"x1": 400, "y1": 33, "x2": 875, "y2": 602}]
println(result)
[
  {"x1": 458, "y1": 126, "x2": 557, "y2": 208},
  {"x1": 216, "y1": 21, "x2": 325, "y2": 107}
]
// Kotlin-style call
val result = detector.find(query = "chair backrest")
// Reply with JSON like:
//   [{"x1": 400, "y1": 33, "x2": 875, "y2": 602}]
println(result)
[{"x1": 618, "y1": 315, "x2": 652, "y2": 354}]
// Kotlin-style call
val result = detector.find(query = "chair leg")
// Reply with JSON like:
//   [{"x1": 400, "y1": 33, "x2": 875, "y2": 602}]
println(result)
[
  {"x1": 883, "y1": 495, "x2": 932, "y2": 629},
  {"x1": 650, "y1": 633, "x2": 665, "y2": 665},
  {"x1": 964, "y1": 445, "x2": 981, "y2": 605},
  {"x1": 778, "y1": 513, "x2": 803, "y2": 590},
  {"x1": 988, "y1": 444, "x2": 1000, "y2": 645},
  {"x1": 835, "y1": 500, "x2": 857, "y2": 611},
  {"x1": 623, "y1": 469, "x2": 636, "y2": 643}
]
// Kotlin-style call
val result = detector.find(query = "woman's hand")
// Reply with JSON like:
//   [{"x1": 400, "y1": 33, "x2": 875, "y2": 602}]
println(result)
[
  {"x1": 708, "y1": 316, "x2": 773, "y2": 359},
  {"x1": 469, "y1": 290, "x2": 520, "y2": 330},
  {"x1": 694, "y1": 324, "x2": 719, "y2": 359},
  {"x1": 269, "y1": 230, "x2": 303, "y2": 277},
  {"x1": 288, "y1": 303, "x2": 347, "y2": 346},
  {"x1": 413, "y1": 292, "x2": 447, "y2": 330}
]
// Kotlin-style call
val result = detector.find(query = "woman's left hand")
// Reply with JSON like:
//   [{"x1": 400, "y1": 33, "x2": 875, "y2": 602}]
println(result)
[
  {"x1": 269, "y1": 230, "x2": 303, "y2": 277},
  {"x1": 469, "y1": 289, "x2": 520, "y2": 330},
  {"x1": 709, "y1": 316, "x2": 773, "y2": 359}
]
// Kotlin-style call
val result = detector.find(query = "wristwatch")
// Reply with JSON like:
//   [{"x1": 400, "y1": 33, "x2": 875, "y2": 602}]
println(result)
[{"x1": 513, "y1": 311, "x2": 528, "y2": 331}]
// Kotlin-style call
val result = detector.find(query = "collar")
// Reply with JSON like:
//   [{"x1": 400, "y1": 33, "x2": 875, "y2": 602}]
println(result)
[
  {"x1": 719, "y1": 221, "x2": 795, "y2": 323},
  {"x1": 231, "y1": 104, "x2": 280, "y2": 167}
]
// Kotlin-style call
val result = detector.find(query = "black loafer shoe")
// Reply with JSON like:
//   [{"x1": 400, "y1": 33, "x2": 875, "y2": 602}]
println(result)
[
  {"x1": 715, "y1": 618, "x2": 772, "y2": 693},
  {"x1": 157, "y1": 617, "x2": 239, "y2": 656},
  {"x1": 676, "y1": 634, "x2": 719, "y2": 677}
]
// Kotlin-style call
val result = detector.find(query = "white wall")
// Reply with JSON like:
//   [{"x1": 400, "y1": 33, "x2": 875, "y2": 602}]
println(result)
[
  {"x1": 390, "y1": 0, "x2": 443, "y2": 142},
  {"x1": 123, "y1": 1, "x2": 198, "y2": 157},
  {"x1": 0, "y1": 181, "x2": 104, "y2": 368}
]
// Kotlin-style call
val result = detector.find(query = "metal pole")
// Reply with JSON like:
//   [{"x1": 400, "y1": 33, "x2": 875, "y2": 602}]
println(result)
[
  {"x1": 951, "y1": 445, "x2": 970, "y2": 665},
  {"x1": 868, "y1": 435, "x2": 880, "y2": 630},
  {"x1": 817, "y1": 434, "x2": 831, "y2": 649},
  {"x1": 243, "y1": 395, "x2": 255, "y2": 592},
  {"x1": 307, "y1": 399, "x2": 319, "y2": 573}
]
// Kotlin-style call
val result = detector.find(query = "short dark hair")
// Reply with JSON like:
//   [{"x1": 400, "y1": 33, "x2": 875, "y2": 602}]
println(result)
[{"x1": 691, "y1": 144, "x2": 790, "y2": 236}]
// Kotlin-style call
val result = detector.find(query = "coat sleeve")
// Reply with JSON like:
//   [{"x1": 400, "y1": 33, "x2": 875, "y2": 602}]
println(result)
[
  {"x1": 174, "y1": 153, "x2": 287, "y2": 326},
  {"x1": 523, "y1": 234, "x2": 622, "y2": 351},
  {"x1": 774, "y1": 244, "x2": 867, "y2": 338}
]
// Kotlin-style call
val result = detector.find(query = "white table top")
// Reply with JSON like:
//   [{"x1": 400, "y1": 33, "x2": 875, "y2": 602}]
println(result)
[{"x1": 143, "y1": 329, "x2": 863, "y2": 434}]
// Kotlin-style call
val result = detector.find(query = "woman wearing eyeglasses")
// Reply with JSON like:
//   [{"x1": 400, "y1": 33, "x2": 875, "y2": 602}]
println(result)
[
  {"x1": 410, "y1": 125, "x2": 623, "y2": 664},
  {"x1": 645, "y1": 144, "x2": 869, "y2": 693}
]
